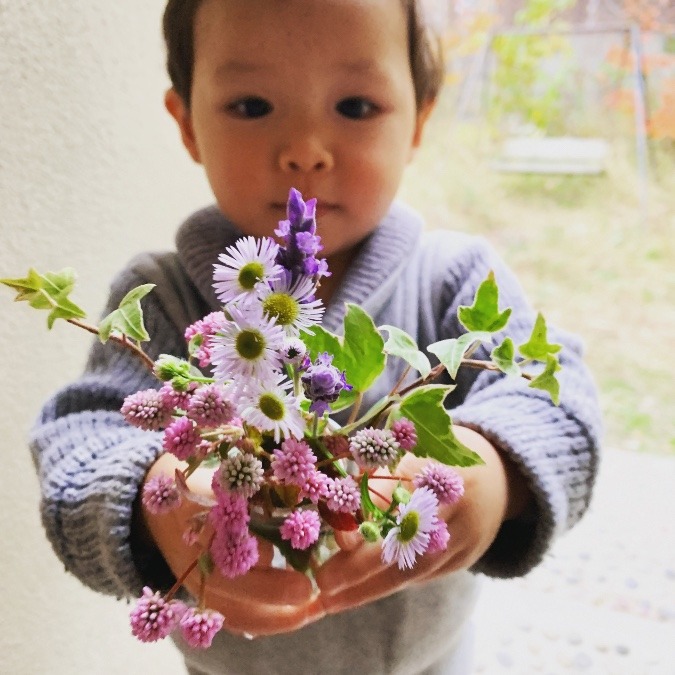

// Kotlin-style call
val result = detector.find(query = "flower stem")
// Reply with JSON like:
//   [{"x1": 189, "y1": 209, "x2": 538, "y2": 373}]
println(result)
[
  {"x1": 345, "y1": 392, "x2": 364, "y2": 426},
  {"x1": 316, "y1": 451, "x2": 352, "y2": 468},
  {"x1": 198, "y1": 568, "x2": 207, "y2": 611},
  {"x1": 387, "y1": 365, "x2": 411, "y2": 397},
  {"x1": 165, "y1": 556, "x2": 200, "y2": 601},
  {"x1": 67, "y1": 318, "x2": 155, "y2": 372}
]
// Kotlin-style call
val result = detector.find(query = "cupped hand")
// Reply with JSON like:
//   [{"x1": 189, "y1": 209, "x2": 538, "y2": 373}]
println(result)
[
  {"x1": 315, "y1": 426, "x2": 520, "y2": 615},
  {"x1": 141, "y1": 453, "x2": 325, "y2": 637}
]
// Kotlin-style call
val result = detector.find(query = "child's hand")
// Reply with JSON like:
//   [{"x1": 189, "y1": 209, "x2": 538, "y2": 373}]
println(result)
[
  {"x1": 140, "y1": 453, "x2": 325, "y2": 637},
  {"x1": 314, "y1": 426, "x2": 531, "y2": 614}
]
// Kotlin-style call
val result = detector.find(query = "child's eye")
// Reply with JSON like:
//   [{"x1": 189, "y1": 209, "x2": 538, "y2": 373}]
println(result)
[
  {"x1": 225, "y1": 97, "x2": 273, "y2": 119},
  {"x1": 336, "y1": 97, "x2": 379, "y2": 120}
]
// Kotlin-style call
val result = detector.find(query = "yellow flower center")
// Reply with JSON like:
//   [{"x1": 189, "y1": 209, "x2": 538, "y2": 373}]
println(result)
[
  {"x1": 258, "y1": 393, "x2": 285, "y2": 421},
  {"x1": 263, "y1": 292, "x2": 300, "y2": 327},
  {"x1": 238, "y1": 262, "x2": 265, "y2": 290},
  {"x1": 398, "y1": 511, "x2": 419, "y2": 543},
  {"x1": 236, "y1": 329, "x2": 265, "y2": 360}
]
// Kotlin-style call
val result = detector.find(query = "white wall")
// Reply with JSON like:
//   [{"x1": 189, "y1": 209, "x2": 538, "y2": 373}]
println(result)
[{"x1": 0, "y1": 2, "x2": 211, "y2": 672}]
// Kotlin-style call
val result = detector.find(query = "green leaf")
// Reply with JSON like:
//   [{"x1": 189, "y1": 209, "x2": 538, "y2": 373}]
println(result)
[
  {"x1": 379, "y1": 325, "x2": 431, "y2": 378},
  {"x1": 342, "y1": 304, "x2": 386, "y2": 391},
  {"x1": 457, "y1": 271, "x2": 512, "y2": 333},
  {"x1": 98, "y1": 284, "x2": 155, "y2": 343},
  {"x1": 300, "y1": 325, "x2": 343, "y2": 364},
  {"x1": 360, "y1": 473, "x2": 385, "y2": 520},
  {"x1": 330, "y1": 387, "x2": 360, "y2": 413},
  {"x1": 398, "y1": 385, "x2": 484, "y2": 467},
  {"x1": 529, "y1": 354, "x2": 562, "y2": 405},
  {"x1": 301, "y1": 304, "x2": 386, "y2": 397},
  {"x1": 427, "y1": 331, "x2": 492, "y2": 379},
  {"x1": 491, "y1": 337, "x2": 521, "y2": 377},
  {"x1": 518, "y1": 312, "x2": 562, "y2": 361},
  {"x1": 1, "y1": 267, "x2": 87, "y2": 328}
]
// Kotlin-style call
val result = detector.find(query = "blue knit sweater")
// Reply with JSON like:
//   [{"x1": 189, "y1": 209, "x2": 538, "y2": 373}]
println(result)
[{"x1": 30, "y1": 202, "x2": 601, "y2": 674}]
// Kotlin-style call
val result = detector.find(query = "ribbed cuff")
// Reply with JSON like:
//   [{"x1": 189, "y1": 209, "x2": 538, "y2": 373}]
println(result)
[
  {"x1": 30, "y1": 410, "x2": 165, "y2": 598},
  {"x1": 451, "y1": 389, "x2": 594, "y2": 578}
]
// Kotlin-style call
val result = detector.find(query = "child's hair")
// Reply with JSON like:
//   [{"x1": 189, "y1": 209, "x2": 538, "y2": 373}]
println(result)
[{"x1": 163, "y1": 0, "x2": 444, "y2": 111}]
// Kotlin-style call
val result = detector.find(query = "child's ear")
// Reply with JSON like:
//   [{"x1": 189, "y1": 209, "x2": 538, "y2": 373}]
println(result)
[
  {"x1": 165, "y1": 88, "x2": 201, "y2": 164},
  {"x1": 408, "y1": 98, "x2": 436, "y2": 161}
]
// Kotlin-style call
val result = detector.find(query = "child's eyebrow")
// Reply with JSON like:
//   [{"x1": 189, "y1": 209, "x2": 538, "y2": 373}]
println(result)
[
  {"x1": 214, "y1": 61, "x2": 270, "y2": 78},
  {"x1": 338, "y1": 59, "x2": 378, "y2": 73},
  {"x1": 337, "y1": 59, "x2": 392, "y2": 81}
]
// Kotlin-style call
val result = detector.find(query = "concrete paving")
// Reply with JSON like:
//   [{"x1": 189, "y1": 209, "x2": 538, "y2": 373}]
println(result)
[{"x1": 472, "y1": 449, "x2": 675, "y2": 674}]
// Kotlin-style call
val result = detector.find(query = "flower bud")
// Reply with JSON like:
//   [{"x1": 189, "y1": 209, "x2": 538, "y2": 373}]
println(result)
[
  {"x1": 301, "y1": 352, "x2": 351, "y2": 416},
  {"x1": 392, "y1": 485, "x2": 411, "y2": 505},
  {"x1": 359, "y1": 521, "x2": 381, "y2": 543},
  {"x1": 154, "y1": 354, "x2": 191, "y2": 382}
]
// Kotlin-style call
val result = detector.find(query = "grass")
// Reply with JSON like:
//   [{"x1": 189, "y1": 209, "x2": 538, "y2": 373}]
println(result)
[{"x1": 400, "y1": 89, "x2": 675, "y2": 456}]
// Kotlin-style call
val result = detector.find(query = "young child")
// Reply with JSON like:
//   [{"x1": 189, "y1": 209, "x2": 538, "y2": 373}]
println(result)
[{"x1": 30, "y1": 1, "x2": 602, "y2": 673}]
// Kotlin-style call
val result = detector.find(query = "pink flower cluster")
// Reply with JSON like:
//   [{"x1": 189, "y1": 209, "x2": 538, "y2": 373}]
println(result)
[
  {"x1": 129, "y1": 587, "x2": 224, "y2": 649},
  {"x1": 208, "y1": 486, "x2": 259, "y2": 578},
  {"x1": 184, "y1": 312, "x2": 229, "y2": 368},
  {"x1": 121, "y1": 382, "x2": 236, "y2": 462},
  {"x1": 271, "y1": 438, "x2": 360, "y2": 515}
]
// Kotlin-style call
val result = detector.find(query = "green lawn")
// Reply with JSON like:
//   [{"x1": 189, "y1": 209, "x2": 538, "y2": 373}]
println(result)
[{"x1": 400, "y1": 90, "x2": 675, "y2": 456}]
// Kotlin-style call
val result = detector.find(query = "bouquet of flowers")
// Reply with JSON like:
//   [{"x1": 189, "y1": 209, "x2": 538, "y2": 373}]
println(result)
[{"x1": 2, "y1": 189, "x2": 562, "y2": 649}]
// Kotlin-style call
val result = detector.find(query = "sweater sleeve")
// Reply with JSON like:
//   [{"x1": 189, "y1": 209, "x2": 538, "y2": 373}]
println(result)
[
  {"x1": 29, "y1": 255, "x2": 193, "y2": 599},
  {"x1": 438, "y1": 237, "x2": 602, "y2": 578}
]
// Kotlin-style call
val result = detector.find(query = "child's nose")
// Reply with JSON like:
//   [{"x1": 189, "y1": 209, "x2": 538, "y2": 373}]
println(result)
[{"x1": 278, "y1": 137, "x2": 334, "y2": 174}]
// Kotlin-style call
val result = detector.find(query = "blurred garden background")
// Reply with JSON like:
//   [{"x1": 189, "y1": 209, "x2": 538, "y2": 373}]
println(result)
[
  {"x1": 402, "y1": 0, "x2": 675, "y2": 458},
  {"x1": 400, "y1": 4, "x2": 674, "y2": 669}
]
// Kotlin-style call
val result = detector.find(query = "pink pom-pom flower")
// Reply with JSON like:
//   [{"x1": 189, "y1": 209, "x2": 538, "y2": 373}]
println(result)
[
  {"x1": 391, "y1": 418, "x2": 418, "y2": 450},
  {"x1": 121, "y1": 389, "x2": 172, "y2": 431},
  {"x1": 280, "y1": 509, "x2": 321, "y2": 550},
  {"x1": 413, "y1": 463, "x2": 464, "y2": 505},
  {"x1": 178, "y1": 607, "x2": 225, "y2": 649},
  {"x1": 129, "y1": 587, "x2": 185, "y2": 643},
  {"x1": 162, "y1": 416, "x2": 202, "y2": 461},
  {"x1": 142, "y1": 474, "x2": 181, "y2": 514}
]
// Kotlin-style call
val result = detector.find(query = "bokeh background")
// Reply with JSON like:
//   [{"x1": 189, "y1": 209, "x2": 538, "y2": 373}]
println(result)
[{"x1": 1, "y1": 1, "x2": 673, "y2": 673}]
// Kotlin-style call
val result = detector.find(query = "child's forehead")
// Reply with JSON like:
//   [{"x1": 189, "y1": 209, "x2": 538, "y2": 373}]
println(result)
[{"x1": 192, "y1": 0, "x2": 410, "y2": 67}]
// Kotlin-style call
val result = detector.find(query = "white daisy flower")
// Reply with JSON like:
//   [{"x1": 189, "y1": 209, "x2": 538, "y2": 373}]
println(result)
[
  {"x1": 238, "y1": 373, "x2": 305, "y2": 443},
  {"x1": 258, "y1": 273, "x2": 324, "y2": 336},
  {"x1": 213, "y1": 236, "x2": 282, "y2": 306},
  {"x1": 210, "y1": 304, "x2": 285, "y2": 382},
  {"x1": 381, "y1": 487, "x2": 439, "y2": 570}
]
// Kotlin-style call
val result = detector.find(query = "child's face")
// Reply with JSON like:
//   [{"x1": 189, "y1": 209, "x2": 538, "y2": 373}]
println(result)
[{"x1": 167, "y1": 0, "x2": 430, "y2": 258}]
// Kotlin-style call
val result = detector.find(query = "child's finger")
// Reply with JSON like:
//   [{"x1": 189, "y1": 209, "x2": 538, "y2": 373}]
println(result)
[
  {"x1": 314, "y1": 540, "x2": 379, "y2": 595},
  {"x1": 205, "y1": 591, "x2": 325, "y2": 637},
  {"x1": 252, "y1": 538, "x2": 274, "y2": 567},
  {"x1": 319, "y1": 551, "x2": 448, "y2": 614},
  {"x1": 333, "y1": 528, "x2": 362, "y2": 551},
  {"x1": 184, "y1": 566, "x2": 316, "y2": 606}
]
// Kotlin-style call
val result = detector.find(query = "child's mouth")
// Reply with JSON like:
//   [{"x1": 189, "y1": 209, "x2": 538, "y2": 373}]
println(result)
[{"x1": 270, "y1": 202, "x2": 340, "y2": 218}]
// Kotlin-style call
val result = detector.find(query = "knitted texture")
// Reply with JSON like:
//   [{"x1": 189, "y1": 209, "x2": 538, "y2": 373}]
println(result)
[{"x1": 30, "y1": 202, "x2": 601, "y2": 673}]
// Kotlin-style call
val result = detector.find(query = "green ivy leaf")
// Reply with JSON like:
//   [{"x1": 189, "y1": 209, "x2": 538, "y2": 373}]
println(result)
[
  {"x1": 528, "y1": 354, "x2": 562, "y2": 405},
  {"x1": 301, "y1": 304, "x2": 386, "y2": 411},
  {"x1": 1, "y1": 267, "x2": 87, "y2": 328},
  {"x1": 518, "y1": 312, "x2": 562, "y2": 361},
  {"x1": 379, "y1": 325, "x2": 431, "y2": 378},
  {"x1": 342, "y1": 304, "x2": 386, "y2": 391},
  {"x1": 458, "y1": 271, "x2": 512, "y2": 333},
  {"x1": 491, "y1": 337, "x2": 521, "y2": 377},
  {"x1": 98, "y1": 284, "x2": 155, "y2": 344},
  {"x1": 300, "y1": 324, "x2": 342, "y2": 364},
  {"x1": 427, "y1": 331, "x2": 492, "y2": 379},
  {"x1": 398, "y1": 385, "x2": 484, "y2": 467}
]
